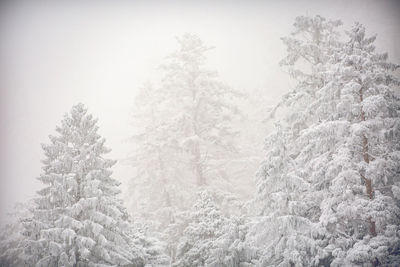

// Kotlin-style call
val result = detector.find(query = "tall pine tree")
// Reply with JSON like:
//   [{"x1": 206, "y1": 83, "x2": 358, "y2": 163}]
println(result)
[
  {"x1": 251, "y1": 16, "x2": 400, "y2": 266},
  {"x1": 127, "y1": 34, "x2": 241, "y2": 211},
  {"x1": 250, "y1": 15, "x2": 343, "y2": 266},
  {"x1": 313, "y1": 23, "x2": 400, "y2": 266},
  {"x1": 126, "y1": 34, "x2": 245, "y2": 263},
  {"x1": 21, "y1": 104, "x2": 142, "y2": 266}
]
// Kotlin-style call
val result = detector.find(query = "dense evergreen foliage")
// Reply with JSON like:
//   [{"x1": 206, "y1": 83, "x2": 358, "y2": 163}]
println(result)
[{"x1": 1, "y1": 14, "x2": 399, "y2": 267}]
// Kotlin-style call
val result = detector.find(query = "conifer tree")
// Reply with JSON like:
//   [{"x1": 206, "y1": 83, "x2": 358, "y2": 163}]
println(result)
[
  {"x1": 20, "y1": 104, "x2": 142, "y2": 266},
  {"x1": 126, "y1": 34, "x2": 244, "y2": 262},
  {"x1": 313, "y1": 23, "x2": 400, "y2": 266},
  {"x1": 173, "y1": 191, "x2": 256, "y2": 267},
  {"x1": 127, "y1": 82, "x2": 186, "y2": 218},
  {"x1": 159, "y1": 34, "x2": 240, "y2": 187},
  {"x1": 173, "y1": 191, "x2": 227, "y2": 267},
  {"x1": 128, "y1": 33, "x2": 241, "y2": 204},
  {"x1": 251, "y1": 15, "x2": 343, "y2": 266},
  {"x1": 252, "y1": 16, "x2": 400, "y2": 266}
]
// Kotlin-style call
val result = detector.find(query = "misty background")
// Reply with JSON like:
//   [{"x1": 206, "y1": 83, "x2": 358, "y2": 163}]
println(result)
[{"x1": 1, "y1": 0, "x2": 399, "y2": 223}]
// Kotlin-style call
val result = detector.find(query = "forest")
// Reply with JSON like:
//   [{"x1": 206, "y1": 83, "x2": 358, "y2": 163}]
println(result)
[{"x1": 0, "y1": 13, "x2": 399, "y2": 267}]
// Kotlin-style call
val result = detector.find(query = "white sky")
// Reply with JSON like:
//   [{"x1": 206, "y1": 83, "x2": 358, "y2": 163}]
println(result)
[{"x1": 1, "y1": 0, "x2": 399, "y2": 221}]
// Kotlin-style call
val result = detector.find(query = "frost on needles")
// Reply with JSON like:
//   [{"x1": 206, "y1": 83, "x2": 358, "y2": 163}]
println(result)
[
  {"x1": 251, "y1": 16, "x2": 400, "y2": 266},
  {"x1": 1, "y1": 14, "x2": 399, "y2": 267},
  {"x1": 11, "y1": 104, "x2": 163, "y2": 267}
]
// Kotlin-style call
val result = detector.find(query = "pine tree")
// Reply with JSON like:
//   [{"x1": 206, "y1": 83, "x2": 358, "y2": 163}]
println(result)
[
  {"x1": 271, "y1": 15, "x2": 342, "y2": 121},
  {"x1": 20, "y1": 104, "x2": 142, "y2": 266},
  {"x1": 127, "y1": 33, "x2": 242, "y2": 211},
  {"x1": 172, "y1": 191, "x2": 256, "y2": 267},
  {"x1": 159, "y1": 34, "x2": 240, "y2": 187},
  {"x1": 128, "y1": 222, "x2": 170, "y2": 266},
  {"x1": 251, "y1": 15, "x2": 344, "y2": 266},
  {"x1": 314, "y1": 23, "x2": 400, "y2": 266},
  {"x1": 126, "y1": 34, "x2": 244, "y2": 263},
  {"x1": 207, "y1": 215, "x2": 257, "y2": 267},
  {"x1": 251, "y1": 16, "x2": 400, "y2": 266},
  {"x1": 173, "y1": 191, "x2": 226, "y2": 267},
  {"x1": 127, "y1": 82, "x2": 187, "y2": 218}
]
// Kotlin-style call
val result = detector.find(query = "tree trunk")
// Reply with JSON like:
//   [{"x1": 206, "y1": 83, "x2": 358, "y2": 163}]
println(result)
[
  {"x1": 194, "y1": 143, "x2": 205, "y2": 186},
  {"x1": 152, "y1": 108, "x2": 172, "y2": 208},
  {"x1": 157, "y1": 148, "x2": 171, "y2": 207},
  {"x1": 190, "y1": 75, "x2": 206, "y2": 187},
  {"x1": 196, "y1": 165, "x2": 205, "y2": 186},
  {"x1": 359, "y1": 86, "x2": 377, "y2": 237}
]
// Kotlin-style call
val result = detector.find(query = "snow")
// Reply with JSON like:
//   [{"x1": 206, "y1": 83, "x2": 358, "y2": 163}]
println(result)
[{"x1": 1, "y1": 14, "x2": 400, "y2": 267}]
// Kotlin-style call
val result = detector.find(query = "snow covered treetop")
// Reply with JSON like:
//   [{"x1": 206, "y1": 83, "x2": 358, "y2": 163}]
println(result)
[
  {"x1": 25, "y1": 103, "x2": 138, "y2": 266},
  {"x1": 56, "y1": 103, "x2": 102, "y2": 146}
]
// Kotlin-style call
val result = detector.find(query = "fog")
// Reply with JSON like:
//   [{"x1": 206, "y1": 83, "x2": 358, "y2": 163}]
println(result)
[{"x1": 1, "y1": 0, "x2": 399, "y2": 220}]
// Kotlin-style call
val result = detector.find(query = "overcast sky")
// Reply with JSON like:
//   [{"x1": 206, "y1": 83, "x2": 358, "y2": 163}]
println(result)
[{"x1": 0, "y1": 0, "x2": 399, "y2": 221}]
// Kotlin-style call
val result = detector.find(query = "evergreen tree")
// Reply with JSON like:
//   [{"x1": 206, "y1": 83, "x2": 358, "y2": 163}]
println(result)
[
  {"x1": 20, "y1": 104, "x2": 143, "y2": 266},
  {"x1": 128, "y1": 222, "x2": 170, "y2": 266},
  {"x1": 251, "y1": 16, "x2": 400, "y2": 266},
  {"x1": 314, "y1": 23, "x2": 400, "y2": 266},
  {"x1": 127, "y1": 33, "x2": 242, "y2": 211},
  {"x1": 271, "y1": 15, "x2": 342, "y2": 121},
  {"x1": 173, "y1": 191, "x2": 227, "y2": 267},
  {"x1": 251, "y1": 15, "x2": 343, "y2": 266},
  {"x1": 126, "y1": 34, "x2": 244, "y2": 262},
  {"x1": 173, "y1": 191, "x2": 256, "y2": 267},
  {"x1": 127, "y1": 82, "x2": 187, "y2": 219},
  {"x1": 159, "y1": 34, "x2": 240, "y2": 187},
  {"x1": 207, "y1": 215, "x2": 257, "y2": 267}
]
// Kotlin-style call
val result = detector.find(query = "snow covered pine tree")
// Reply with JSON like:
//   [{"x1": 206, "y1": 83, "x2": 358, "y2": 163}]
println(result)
[
  {"x1": 20, "y1": 104, "x2": 143, "y2": 266},
  {"x1": 127, "y1": 33, "x2": 242, "y2": 213},
  {"x1": 249, "y1": 15, "x2": 343, "y2": 266},
  {"x1": 126, "y1": 34, "x2": 244, "y2": 263},
  {"x1": 314, "y1": 22, "x2": 400, "y2": 266},
  {"x1": 174, "y1": 191, "x2": 256, "y2": 267},
  {"x1": 250, "y1": 16, "x2": 400, "y2": 266}
]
